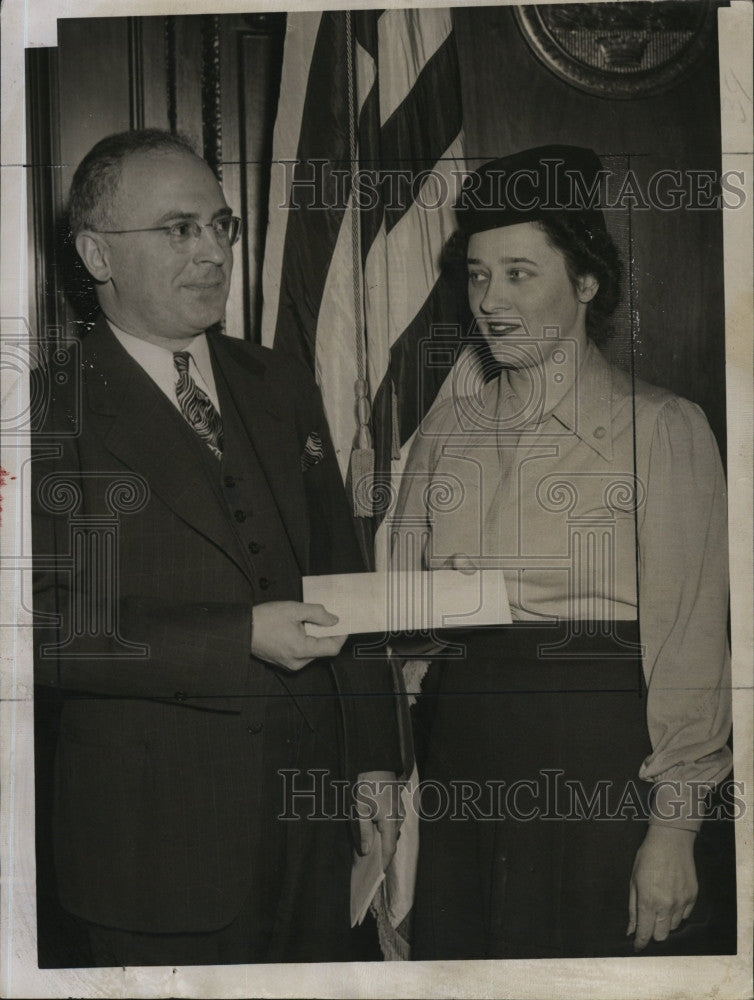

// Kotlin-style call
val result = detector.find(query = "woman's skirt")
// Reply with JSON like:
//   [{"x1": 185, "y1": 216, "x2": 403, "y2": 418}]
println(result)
[{"x1": 411, "y1": 621, "x2": 652, "y2": 959}]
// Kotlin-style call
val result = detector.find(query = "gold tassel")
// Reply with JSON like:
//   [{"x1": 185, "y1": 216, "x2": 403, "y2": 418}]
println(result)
[
  {"x1": 351, "y1": 378, "x2": 374, "y2": 518},
  {"x1": 391, "y1": 379, "x2": 401, "y2": 460}
]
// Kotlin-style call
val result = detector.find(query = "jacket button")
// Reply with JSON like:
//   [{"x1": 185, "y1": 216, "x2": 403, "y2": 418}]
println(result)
[
  {"x1": 174, "y1": 691, "x2": 187, "y2": 702},
  {"x1": 248, "y1": 541, "x2": 261, "y2": 554},
  {"x1": 594, "y1": 426, "x2": 607, "y2": 439},
  {"x1": 259, "y1": 577, "x2": 271, "y2": 590},
  {"x1": 234, "y1": 509, "x2": 246, "y2": 523},
  {"x1": 224, "y1": 475, "x2": 236, "y2": 488},
  {"x1": 247, "y1": 722, "x2": 264, "y2": 735}
]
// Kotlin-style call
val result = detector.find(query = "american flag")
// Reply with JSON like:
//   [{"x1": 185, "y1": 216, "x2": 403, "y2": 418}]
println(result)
[{"x1": 261, "y1": 8, "x2": 465, "y2": 571}]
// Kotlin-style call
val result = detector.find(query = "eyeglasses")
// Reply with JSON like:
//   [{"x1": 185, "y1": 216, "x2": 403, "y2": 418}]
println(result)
[{"x1": 93, "y1": 216, "x2": 242, "y2": 252}]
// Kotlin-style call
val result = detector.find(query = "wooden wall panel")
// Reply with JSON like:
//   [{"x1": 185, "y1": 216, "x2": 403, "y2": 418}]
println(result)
[
  {"x1": 138, "y1": 18, "x2": 170, "y2": 132},
  {"x1": 631, "y1": 154, "x2": 726, "y2": 421},
  {"x1": 57, "y1": 19, "x2": 132, "y2": 201},
  {"x1": 172, "y1": 16, "x2": 205, "y2": 147},
  {"x1": 219, "y1": 14, "x2": 285, "y2": 341},
  {"x1": 56, "y1": 16, "x2": 170, "y2": 182},
  {"x1": 26, "y1": 46, "x2": 64, "y2": 340}
]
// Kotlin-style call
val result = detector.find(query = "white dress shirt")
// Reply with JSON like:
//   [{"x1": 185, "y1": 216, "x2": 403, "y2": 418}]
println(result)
[{"x1": 109, "y1": 322, "x2": 221, "y2": 415}]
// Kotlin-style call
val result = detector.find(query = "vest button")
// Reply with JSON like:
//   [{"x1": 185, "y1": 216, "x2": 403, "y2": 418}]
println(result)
[
  {"x1": 247, "y1": 722, "x2": 264, "y2": 735},
  {"x1": 224, "y1": 475, "x2": 236, "y2": 488},
  {"x1": 249, "y1": 541, "x2": 261, "y2": 554},
  {"x1": 259, "y1": 577, "x2": 271, "y2": 590},
  {"x1": 174, "y1": 691, "x2": 187, "y2": 702},
  {"x1": 234, "y1": 509, "x2": 246, "y2": 523}
]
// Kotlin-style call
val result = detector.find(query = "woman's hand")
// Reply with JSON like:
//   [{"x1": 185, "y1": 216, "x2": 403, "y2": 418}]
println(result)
[
  {"x1": 628, "y1": 825, "x2": 698, "y2": 951},
  {"x1": 355, "y1": 771, "x2": 404, "y2": 871},
  {"x1": 442, "y1": 553, "x2": 478, "y2": 574}
]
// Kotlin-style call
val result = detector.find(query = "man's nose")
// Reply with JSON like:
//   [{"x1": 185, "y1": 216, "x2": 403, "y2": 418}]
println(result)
[{"x1": 194, "y1": 224, "x2": 228, "y2": 265}]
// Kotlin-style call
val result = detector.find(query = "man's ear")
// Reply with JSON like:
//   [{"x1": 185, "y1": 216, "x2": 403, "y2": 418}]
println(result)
[
  {"x1": 577, "y1": 273, "x2": 599, "y2": 304},
  {"x1": 75, "y1": 231, "x2": 112, "y2": 282}
]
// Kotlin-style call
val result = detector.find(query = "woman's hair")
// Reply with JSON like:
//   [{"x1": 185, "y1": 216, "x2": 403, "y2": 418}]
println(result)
[{"x1": 442, "y1": 215, "x2": 623, "y2": 347}]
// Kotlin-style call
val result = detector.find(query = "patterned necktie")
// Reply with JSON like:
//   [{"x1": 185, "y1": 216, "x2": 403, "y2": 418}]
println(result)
[{"x1": 173, "y1": 351, "x2": 224, "y2": 460}]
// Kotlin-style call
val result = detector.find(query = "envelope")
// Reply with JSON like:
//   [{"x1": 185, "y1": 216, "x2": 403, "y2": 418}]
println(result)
[{"x1": 302, "y1": 569, "x2": 512, "y2": 636}]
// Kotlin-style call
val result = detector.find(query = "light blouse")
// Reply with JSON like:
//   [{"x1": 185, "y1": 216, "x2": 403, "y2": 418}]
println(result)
[{"x1": 393, "y1": 339, "x2": 732, "y2": 830}]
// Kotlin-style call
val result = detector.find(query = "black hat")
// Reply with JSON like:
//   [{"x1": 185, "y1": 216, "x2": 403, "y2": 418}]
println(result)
[{"x1": 456, "y1": 144, "x2": 608, "y2": 238}]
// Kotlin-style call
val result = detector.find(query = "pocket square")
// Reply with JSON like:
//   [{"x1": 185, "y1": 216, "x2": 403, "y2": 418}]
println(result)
[{"x1": 301, "y1": 431, "x2": 325, "y2": 471}]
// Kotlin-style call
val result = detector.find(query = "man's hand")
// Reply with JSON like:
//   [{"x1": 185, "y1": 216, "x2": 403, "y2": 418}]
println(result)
[
  {"x1": 251, "y1": 601, "x2": 347, "y2": 671},
  {"x1": 628, "y1": 825, "x2": 698, "y2": 951},
  {"x1": 355, "y1": 771, "x2": 404, "y2": 872}
]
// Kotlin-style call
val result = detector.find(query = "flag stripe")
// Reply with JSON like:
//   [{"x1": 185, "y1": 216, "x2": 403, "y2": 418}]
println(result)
[
  {"x1": 260, "y1": 13, "x2": 321, "y2": 347},
  {"x1": 377, "y1": 9, "x2": 452, "y2": 126},
  {"x1": 353, "y1": 8, "x2": 382, "y2": 60},
  {"x1": 262, "y1": 9, "x2": 466, "y2": 559},
  {"x1": 356, "y1": 50, "x2": 384, "y2": 269},
  {"x1": 363, "y1": 220, "x2": 390, "y2": 397},
  {"x1": 363, "y1": 134, "x2": 464, "y2": 351},
  {"x1": 381, "y1": 36, "x2": 463, "y2": 234},
  {"x1": 371, "y1": 273, "x2": 465, "y2": 476},
  {"x1": 271, "y1": 12, "x2": 352, "y2": 368},
  {"x1": 313, "y1": 190, "x2": 362, "y2": 478}
]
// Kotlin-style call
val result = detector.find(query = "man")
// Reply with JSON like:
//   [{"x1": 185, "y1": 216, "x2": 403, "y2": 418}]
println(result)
[{"x1": 32, "y1": 129, "x2": 402, "y2": 966}]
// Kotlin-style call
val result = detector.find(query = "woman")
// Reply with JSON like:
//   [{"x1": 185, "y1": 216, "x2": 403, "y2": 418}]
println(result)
[{"x1": 394, "y1": 145, "x2": 731, "y2": 959}]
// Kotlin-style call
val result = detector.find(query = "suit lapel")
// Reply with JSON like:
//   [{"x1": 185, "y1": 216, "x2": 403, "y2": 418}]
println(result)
[
  {"x1": 82, "y1": 319, "x2": 252, "y2": 583},
  {"x1": 208, "y1": 333, "x2": 310, "y2": 575}
]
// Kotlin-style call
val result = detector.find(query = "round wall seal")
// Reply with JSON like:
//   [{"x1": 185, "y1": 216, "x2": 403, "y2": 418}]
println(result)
[{"x1": 514, "y1": 1, "x2": 717, "y2": 100}]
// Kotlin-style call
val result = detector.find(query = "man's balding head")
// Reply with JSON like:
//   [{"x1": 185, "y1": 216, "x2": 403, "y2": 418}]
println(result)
[
  {"x1": 71, "y1": 130, "x2": 234, "y2": 348},
  {"x1": 68, "y1": 129, "x2": 199, "y2": 238}
]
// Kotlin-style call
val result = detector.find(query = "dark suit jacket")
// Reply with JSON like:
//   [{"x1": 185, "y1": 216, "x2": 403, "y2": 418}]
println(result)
[{"x1": 32, "y1": 317, "x2": 400, "y2": 934}]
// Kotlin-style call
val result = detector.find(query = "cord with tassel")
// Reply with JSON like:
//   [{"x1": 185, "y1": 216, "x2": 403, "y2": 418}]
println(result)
[{"x1": 350, "y1": 377, "x2": 375, "y2": 517}]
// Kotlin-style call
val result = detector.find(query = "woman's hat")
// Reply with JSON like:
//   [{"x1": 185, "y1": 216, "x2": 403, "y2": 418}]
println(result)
[{"x1": 455, "y1": 144, "x2": 608, "y2": 237}]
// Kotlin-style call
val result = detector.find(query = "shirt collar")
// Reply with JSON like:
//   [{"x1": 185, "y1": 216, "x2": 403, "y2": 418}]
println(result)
[
  {"x1": 550, "y1": 339, "x2": 614, "y2": 461},
  {"x1": 179, "y1": 332, "x2": 213, "y2": 386},
  {"x1": 491, "y1": 340, "x2": 614, "y2": 460},
  {"x1": 107, "y1": 321, "x2": 212, "y2": 382}
]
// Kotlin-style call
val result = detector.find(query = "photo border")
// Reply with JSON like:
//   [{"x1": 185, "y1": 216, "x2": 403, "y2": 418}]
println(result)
[{"x1": 1, "y1": 1, "x2": 751, "y2": 996}]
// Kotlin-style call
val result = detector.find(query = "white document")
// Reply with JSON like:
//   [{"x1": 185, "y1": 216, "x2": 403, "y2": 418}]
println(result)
[{"x1": 302, "y1": 569, "x2": 512, "y2": 636}]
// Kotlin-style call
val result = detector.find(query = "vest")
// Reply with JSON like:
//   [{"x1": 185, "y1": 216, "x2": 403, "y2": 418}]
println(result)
[{"x1": 188, "y1": 363, "x2": 304, "y2": 606}]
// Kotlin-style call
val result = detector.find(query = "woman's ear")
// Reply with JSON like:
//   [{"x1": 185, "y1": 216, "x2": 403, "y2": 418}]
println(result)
[
  {"x1": 576, "y1": 273, "x2": 599, "y2": 303},
  {"x1": 75, "y1": 231, "x2": 112, "y2": 283}
]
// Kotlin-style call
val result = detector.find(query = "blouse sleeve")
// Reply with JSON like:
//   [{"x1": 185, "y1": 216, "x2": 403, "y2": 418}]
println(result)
[
  {"x1": 637, "y1": 396, "x2": 732, "y2": 831},
  {"x1": 391, "y1": 399, "x2": 456, "y2": 572}
]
